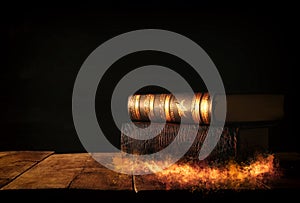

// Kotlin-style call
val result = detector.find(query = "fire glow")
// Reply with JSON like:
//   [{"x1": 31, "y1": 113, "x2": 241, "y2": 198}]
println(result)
[
  {"x1": 155, "y1": 154, "x2": 278, "y2": 190},
  {"x1": 113, "y1": 154, "x2": 280, "y2": 191}
]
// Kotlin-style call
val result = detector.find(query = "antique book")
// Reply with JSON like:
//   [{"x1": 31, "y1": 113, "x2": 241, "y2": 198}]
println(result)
[
  {"x1": 121, "y1": 122, "x2": 237, "y2": 161},
  {"x1": 121, "y1": 122, "x2": 271, "y2": 161},
  {"x1": 127, "y1": 93, "x2": 284, "y2": 124}
]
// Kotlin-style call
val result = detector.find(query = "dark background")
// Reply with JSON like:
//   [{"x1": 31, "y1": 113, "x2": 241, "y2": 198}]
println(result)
[{"x1": 0, "y1": 5, "x2": 297, "y2": 153}]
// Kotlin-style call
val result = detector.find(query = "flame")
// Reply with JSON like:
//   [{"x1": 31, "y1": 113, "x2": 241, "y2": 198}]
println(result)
[
  {"x1": 113, "y1": 154, "x2": 280, "y2": 191},
  {"x1": 155, "y1": 154, "x2": 278, "y2": 190}
]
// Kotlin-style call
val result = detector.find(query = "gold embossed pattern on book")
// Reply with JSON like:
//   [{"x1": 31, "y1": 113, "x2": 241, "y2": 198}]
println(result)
[{"x1": 128, "y1": 93, "x2": 211, "y2": 124}]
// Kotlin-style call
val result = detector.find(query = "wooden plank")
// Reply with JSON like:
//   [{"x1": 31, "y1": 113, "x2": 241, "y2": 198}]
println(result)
[
  {"x1": 69, "y1": 169, "x2": 132, "y2": 190},
  {"x1": 133, "y1": 174, "x2": 166, "y2": 192},
  {"x1": 69, "y1": 154, "x2": 132, "y2": 190},
  {"x1": 83, "y1": 153, "x2": 117, "y2": 171},
  {"x1": 0, "y1": 152, "x2": 10, "y2": 158},
  {"x1": 1, "y1": 153, "x2": 89, "y2": 190},
  {"x1": 133, "y1": 174, "x2": 203, "y2": 192},
  {"x1": 0, "y1": 151, "x2": 54, "y2": 162},
  {"x1": 0, "y1": 151, "x2": 54, "y2": 188},
  {"x1": 1, "y1": 151, "x2": 300, "y2": 191}
]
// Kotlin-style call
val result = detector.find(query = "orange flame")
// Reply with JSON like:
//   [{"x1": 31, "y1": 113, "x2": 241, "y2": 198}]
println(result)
[
  {"x1": 113, "y1": 154, "x2": 280, "y2": 191},
  {"x1": 155, "y1": 154, "x2": 278, "y2": 190}
]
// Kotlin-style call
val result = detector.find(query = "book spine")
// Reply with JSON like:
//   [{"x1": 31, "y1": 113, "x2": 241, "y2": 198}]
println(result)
[{"x1": 128, "y1": 93, "x2": 212, "y2": 124}]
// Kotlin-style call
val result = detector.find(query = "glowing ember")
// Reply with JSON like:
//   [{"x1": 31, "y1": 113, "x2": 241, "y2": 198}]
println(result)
[{"x1": 113, "y1": 154, "x2": 280, "y2": 191}]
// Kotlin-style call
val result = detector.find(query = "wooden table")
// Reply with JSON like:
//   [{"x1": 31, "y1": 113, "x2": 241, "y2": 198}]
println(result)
[{"x1": 1, "y1": 151, "x2": 299, "y2": 202}]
